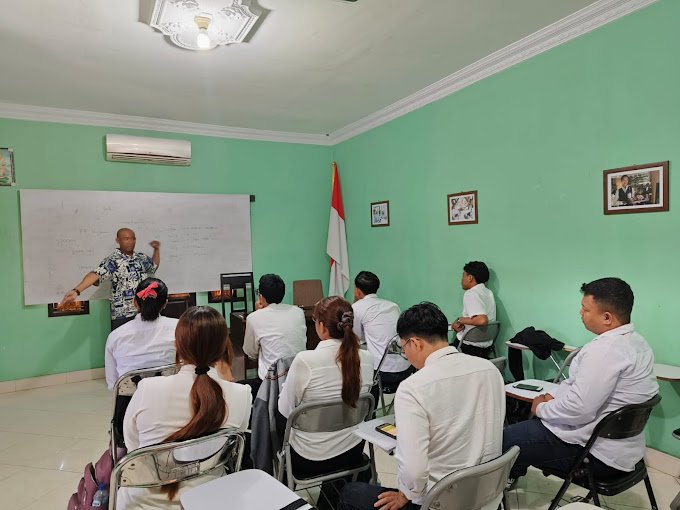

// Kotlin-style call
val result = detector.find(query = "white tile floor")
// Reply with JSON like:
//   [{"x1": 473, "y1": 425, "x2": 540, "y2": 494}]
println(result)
[{"x1": 0, "y1": 379, "x2": 677, "y2": 510}]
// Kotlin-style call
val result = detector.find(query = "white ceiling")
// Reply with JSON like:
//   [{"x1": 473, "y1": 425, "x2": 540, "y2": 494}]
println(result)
[{"x1": 0, "y1": 0, "x2": 627, "y2": 136}]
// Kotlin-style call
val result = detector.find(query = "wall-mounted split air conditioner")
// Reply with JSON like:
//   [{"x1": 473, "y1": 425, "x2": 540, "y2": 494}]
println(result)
[{"x1": 105, "y1": 134, "x2": 191, "y2": 166}]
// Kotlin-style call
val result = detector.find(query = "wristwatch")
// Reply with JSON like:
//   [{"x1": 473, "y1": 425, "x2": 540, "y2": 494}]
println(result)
[{"x1": 73, "y1": 288, "x2": 81, "y2": 296}]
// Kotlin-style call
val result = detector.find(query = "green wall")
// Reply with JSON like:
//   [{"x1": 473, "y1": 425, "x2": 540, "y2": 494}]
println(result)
[
  {"x1": 333, "y1": 0, "x2": 680, "y2": 456},
  {"x1": 0, "y1": 119, "x2": 332, "y2": 382}
]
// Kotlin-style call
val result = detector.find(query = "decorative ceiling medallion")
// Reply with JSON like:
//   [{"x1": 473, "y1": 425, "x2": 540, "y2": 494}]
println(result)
[{"x1": 149, "y1": 0, "x2": 261, "y2": 51}]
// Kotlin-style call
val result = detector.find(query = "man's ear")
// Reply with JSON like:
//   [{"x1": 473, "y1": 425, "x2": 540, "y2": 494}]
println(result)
[{"x1": 602, "y1": 311, "x2": 613, "y2": 325}]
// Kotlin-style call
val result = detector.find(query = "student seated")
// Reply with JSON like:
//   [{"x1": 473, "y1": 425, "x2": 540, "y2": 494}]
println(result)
[
  {"x1": 243, "y1": 274, "x2": 307, "y2": 384},
  {"x1": 340, "y1": 302, "x2": 505, "y2": 510},
  {"x1": 351, "y1": 271, "x2": 413, "y2": 404},
  {"x1": 105, "y1": 277, "x2": 177, "y2": 389},
  {"x1": 120, "y1": 306, "x2": 252, "y2": 510},
  {"x1": 503, "y1": 278, "x2": 658, "y2": 482},
  {"x1": 278, "y1": 297, "x2": 374, "y2": 507},
  {"x1": 451, "y1": 261, "x2": 497, "y2": 358}
]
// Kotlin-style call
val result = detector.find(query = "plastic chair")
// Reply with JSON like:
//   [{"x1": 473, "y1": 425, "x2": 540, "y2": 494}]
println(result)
[
  {"x1": 489, "y1": 356, "x2": 507, "y2": 377},
  {"x1": 110, "y1": 428, "x2": 245, "y2": 510},
  {"x1": 373, "y1": 335, "x2": 404, "y2": 415},
  {"x1": 459, "y1": 321, "x2": 501, "y2": 357},
  {"x1": 552, "y1": 347, "x2": 581, "y2": 383},
  {"x1": 543, "y1": 394, "x2": 662, "y2": 510},
  {"x1": 110, "y1": 363, "x2": 179, "y2": 462},
  {"x1": 276, "y1": 394, "x2": 377, "y2": 492},
  {"x1": 419, "y1": 445, "x2": 520, "y2": 510}
]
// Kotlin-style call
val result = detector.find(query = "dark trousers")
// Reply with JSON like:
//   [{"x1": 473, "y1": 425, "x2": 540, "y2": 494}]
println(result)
[
  {"x1": 290, "y1": 441, "x2": 370, "y2": 510},
  {"x1": 370, "y1": 367, "x2": 415, "y2": 409},
  {"x1": 503, "y1": 418, "x2": 626, "y2": 479},
  {"x1": 111, "y1": 315, "x2": 135, "y2": 331},
  {"x1": 339, "y1": 483, "x2": 420, "y2": 510},
  {"x1": 454, "y1": 339, "x2": 492, "y2": 359},
  {"x1": 112, "y1": 395, "x2": 132, "y2": 446}
]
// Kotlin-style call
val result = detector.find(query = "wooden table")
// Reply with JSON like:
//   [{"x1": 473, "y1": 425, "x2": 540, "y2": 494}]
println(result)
[
  {"x1": 654, "y1": 363, "x2": 680, "y2": 382},
  {"x1": 505, "y1": 379, "x2": 559, "y2": 402}
]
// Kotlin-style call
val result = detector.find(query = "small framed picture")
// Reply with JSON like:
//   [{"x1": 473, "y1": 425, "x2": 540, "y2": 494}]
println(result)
[
  {"x1": 48, "y1": 301, "x2": 90, "y2": 317},
  {"x1": 0, "y1": 148, "x2": 16, "y2": 186},
  {"x1": 604, "y1": 162, "x2": 669, "y2": 215},
  {"x1": 207, "y1": 289, "x2": 232, "y2": 303},
  {"x1": 448, "y1": 191, "x2": 478, "y2": 225},
  {"x1": 370, "y1": 200, "x2": 390, "y2": 227}
]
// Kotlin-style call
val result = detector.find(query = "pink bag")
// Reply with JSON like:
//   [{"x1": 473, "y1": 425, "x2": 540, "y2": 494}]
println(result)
[{"x1": 67, "y1": 446, "x2": 126, "y2": 510}]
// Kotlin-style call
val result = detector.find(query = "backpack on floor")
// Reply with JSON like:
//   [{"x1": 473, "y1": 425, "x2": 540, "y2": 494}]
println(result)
[{"x1": 67, "y1": 446, "x2": 125, "y2": 510}]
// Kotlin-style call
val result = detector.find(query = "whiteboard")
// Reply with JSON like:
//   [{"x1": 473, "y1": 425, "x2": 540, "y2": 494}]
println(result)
[{"x1": 20, "y1": 189, "x2": 252, "y2": 305}]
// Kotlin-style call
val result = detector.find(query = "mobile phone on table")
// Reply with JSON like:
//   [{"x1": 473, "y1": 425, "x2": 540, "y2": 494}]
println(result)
[
  {"x1": 513, "y1": 383, "x2": 543, "y2": 392},
  {"x1": 375, "y1": 422, "x2": 397, "y2": 440}
]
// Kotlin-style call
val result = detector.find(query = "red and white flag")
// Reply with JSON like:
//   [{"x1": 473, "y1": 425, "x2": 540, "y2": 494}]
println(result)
[{"x1": 327, "y1": 162, "x2": 349, "y2": 297}]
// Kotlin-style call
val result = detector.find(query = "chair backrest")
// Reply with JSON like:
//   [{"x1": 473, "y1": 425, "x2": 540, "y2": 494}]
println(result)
[
  {"x1": 460, "y1": 321, "x2": 501, "y2": 346},
  {"x1": 292, "y1": 279, "x2": 323, "y2": 309},
  {"x1": 109, "y1": 428, "x2": 244, "y2": 509},
  {"x1": 283, "y1": 394, "x2": 375, "y2": 440},
  {"x1": 489, "y1": 356, "x2": 506, "y2": 376},
  {"x1": 112, "y1": 363, "x2": 179, "y2": 400},
  {"x1": 591, "y1": 394, "x2": 661, "y2": 441},
  {"x1": 552, "y1": 347, "x2": 581, "y2": 383},
  {"x1": 420, "y1": 446, "x2": 520, "y2": 510},
  {"x1": 373, "y1": 336, "x2": 401, "y2": 385}
]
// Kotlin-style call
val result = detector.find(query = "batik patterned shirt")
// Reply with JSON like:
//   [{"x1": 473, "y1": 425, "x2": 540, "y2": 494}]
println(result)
[{"x1": 95, "y1": 249, "x2": 157, "y2": 320}]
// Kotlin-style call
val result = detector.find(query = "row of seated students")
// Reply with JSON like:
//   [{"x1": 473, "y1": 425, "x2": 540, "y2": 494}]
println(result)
[{"x1": 104, "y1": 270, "x2": 658, "y2": 510}]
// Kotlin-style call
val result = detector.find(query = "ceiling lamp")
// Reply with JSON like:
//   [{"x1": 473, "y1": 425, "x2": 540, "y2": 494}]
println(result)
[{"x1": 149, "y1": 0, "x2": 262, "y2": 51}]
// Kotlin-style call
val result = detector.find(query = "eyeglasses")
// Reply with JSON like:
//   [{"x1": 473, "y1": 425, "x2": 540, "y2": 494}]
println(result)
[{"x1": 396, "y1": 337, "x2": 415, "y2": 358}]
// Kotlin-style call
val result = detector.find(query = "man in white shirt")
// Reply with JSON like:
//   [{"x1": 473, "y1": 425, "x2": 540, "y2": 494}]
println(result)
[
  {"x1": 340, "y1": 302, "x2": 505, "y2": 510},
  {"x1": 503, "y1": 277, "x2": 658, "y2": 480},
  {"x1": 352, "y1": 271, "x2": 414, "y2": 404},
  {"x1": 243, "y1": 274, "x2": 307, "y2": 382},
  {"x1": 451, "y1": 261, "x2": 496, "y2": 358}
]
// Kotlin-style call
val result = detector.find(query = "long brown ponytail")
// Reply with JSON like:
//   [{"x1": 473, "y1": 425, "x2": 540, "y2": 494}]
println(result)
[
  {"x1": 162, "y1": 306, "x2": 231, "y2": 500},
  {"x1": 314, "y1": 296, "x2": 361, "y2": 407}
]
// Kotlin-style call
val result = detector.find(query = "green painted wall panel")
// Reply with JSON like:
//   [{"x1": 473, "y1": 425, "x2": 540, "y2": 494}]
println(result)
[
  {"x1": 0, "y1": 119, "x2": 332, "y2": 382},
  {"x1": 332, "y1": 0, "x2": 680, "y2": 456}
]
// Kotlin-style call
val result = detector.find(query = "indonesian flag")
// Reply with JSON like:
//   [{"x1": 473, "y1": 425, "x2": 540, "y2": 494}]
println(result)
[{"x1": 327, "y1": 162, "x2": 350, "y2": 297}]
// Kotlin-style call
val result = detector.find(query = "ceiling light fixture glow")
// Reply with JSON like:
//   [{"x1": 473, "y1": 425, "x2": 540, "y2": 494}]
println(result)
[{"x1": 148, "y1": 0, "x2": 261, "y2": 51}]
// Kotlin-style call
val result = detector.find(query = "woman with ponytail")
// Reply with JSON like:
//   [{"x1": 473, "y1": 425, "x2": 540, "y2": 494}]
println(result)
[
  {"x1": 119, "y1": 306, "x2": 252, "y2": 510},
  {"x1": 278, "y1": 296, "x2": 374, "y2": 499},
  {"x1": 105, "y1": 277, "x2": 177, "y2": 389}
]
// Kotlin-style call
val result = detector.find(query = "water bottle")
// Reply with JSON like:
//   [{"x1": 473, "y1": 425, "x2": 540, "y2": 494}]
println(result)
[{"x1": 92, "y1": 483, "x2": 109, "y2": 507}]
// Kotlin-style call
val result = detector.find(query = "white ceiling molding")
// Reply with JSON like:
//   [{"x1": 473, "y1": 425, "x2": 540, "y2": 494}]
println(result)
[
  {"x1": 0, "y1": 102, "x2": 332, "y2": 146},
  {"x1": 0, "y1": 0, "x2": 658, "y2": 147},
  {"x1": 327, "y1": 0, "x2": 659, "y2": 145}
]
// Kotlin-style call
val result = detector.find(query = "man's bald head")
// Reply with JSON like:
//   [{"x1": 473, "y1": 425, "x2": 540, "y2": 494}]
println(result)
[{"x1": 116, "y1": 228, "x2": 136, "y2": 255}]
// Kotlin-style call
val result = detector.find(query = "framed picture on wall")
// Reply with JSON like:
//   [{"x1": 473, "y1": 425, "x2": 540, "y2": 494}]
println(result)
[
  {"x1": 370, "y1": 200, "x2": 390, "y2": 227},
  {"x1": 603, "y1": 161, "x2": 669, "y2": 215},
  {"x1": 207, "y1": 289, "x2": 232, "y2": 303},
  {"x1": 448, "y1": 190, "x2": 478, "y2": 225},
  {"x1": 48, "y1": 300, "x2": 90, "y2": 317},
  {"x1": 0, "y1": 148, "x2": 15, "y2": 186}
]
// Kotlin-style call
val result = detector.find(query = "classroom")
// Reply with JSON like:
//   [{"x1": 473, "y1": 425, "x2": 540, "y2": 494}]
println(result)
[{"x1": 0, "y1": 1, "x2": 679, "y2": 509}]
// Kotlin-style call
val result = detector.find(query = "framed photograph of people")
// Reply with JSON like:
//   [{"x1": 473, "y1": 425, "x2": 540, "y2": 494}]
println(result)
[
  {"x1": 448, "y1": 190, "x2": 478, "y2": 225},
  {"x1": 48, "y1": 300, "x2": 90, "y2": 317},
  {"x1": 370, "y1": 200, "x2": 390, "y2": 227},
  {"x1": 603, "y1": 161, "x2": 669, "y2": 215},
  {"x1": 0, "y1": 148, "x2": 16, "y2": 186}
]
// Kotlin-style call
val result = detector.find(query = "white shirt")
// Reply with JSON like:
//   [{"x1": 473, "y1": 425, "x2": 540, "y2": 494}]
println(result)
[
  {"x1": 243, "y1": 303, "x2": 307, "y2": 380},
  {"x1": 395, "y1": 346, "x2": 505, "y2": 506},
  {"x1": 120, "y1": 365, "x2": 252, "y2": 510},
  {"x1": 457, "y1": 283, "x2": 497, "y2": 346},
  {"x1": 278, "y1": 339, "x2": 374, "y2": 461},
  {"x1": 105, "y1": 314, "x2": 178, "y2": 389},
  {"x1": 352, "y1": 294, "x2": 411, "y2": 373},
  {"x1": 536, "y1": 324, "x2": 658, "y2": 471}
]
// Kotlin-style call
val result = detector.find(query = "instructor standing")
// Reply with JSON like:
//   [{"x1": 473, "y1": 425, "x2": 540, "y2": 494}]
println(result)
[{"x1": 59, "y1": 228, "x2": 161, "y2": 330}]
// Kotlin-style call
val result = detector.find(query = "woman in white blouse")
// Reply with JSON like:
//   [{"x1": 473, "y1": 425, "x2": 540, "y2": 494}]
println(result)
[
  {"x1": 278, "y1": 296, "x2": 374, "y2": 503},
  {"x1": 105, "y1": 277, "x2": 177, "y2": 389},
  {"x1": 120, "y1": 306, "x2": 252, "y2": 510}
]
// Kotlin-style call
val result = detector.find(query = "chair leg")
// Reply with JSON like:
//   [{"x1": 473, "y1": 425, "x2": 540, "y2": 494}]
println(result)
[
  {"x1": 502, "y1": 490, "x2": 509, "y2": 510},
  {"x1": 549, "y1": 479, "x2": 573, "y2": 510},
  {"x1": 586, "y1": 462, "x2": 600, "y2": 507},
  {"x1": 590, "y1": 491, "x2": 601, "y2": 507},
  {"x1": 644, "y1": 474, "x2": 659, "y2": 510}
]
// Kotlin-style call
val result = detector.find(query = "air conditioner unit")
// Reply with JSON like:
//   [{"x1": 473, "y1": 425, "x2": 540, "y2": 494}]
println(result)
[{"x1": 105, "y1": 134, "x2": 191, "y2": 166}]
